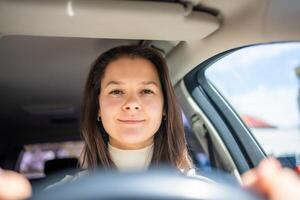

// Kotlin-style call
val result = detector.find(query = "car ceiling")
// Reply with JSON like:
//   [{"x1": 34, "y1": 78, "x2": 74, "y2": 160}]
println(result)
[{"x1": 0, "y1": 0, "x2": 300, "y2": 149}]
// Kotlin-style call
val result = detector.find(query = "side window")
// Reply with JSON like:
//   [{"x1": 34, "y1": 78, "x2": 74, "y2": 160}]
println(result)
[
  {"x1": 19, "y1": 141, "x2": 83, "y2": 179},
  {"x1": 205, "y1": 43, "x2": 300, "y2": 164}
]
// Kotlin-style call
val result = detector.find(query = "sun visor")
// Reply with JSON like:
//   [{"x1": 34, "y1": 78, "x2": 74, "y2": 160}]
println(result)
[{"x1": 0, "y1": 0, "x2": 220, "y2": 40}]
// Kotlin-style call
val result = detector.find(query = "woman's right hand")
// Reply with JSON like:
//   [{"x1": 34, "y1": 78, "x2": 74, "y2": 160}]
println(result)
[{"x1": 0, "y1": 168, "x2": 32, "y2": 200}]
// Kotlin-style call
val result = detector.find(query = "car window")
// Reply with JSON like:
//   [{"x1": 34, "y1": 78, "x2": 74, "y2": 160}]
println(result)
[
  {"x1": 19, "y1": 141, "x2": 83, "y2": 179},
  {"x1": 205, "y1": 43, "x2": 300, "y2": 161}
]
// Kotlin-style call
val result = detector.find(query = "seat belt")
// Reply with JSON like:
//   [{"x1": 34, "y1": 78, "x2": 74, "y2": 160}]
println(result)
[
  {"x1": 205, "y1": 128, "x2": 216, "y2": 168},
  {"x1": 191, "y1": 114, "x2": 216, "y2": 168}
]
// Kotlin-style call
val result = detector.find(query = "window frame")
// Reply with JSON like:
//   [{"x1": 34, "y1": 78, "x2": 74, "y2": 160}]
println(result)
[{"x1": 184, "y1": 44, "x2": 267, "y2": 172}]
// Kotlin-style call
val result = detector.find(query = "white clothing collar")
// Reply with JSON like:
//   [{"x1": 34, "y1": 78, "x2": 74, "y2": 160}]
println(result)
[{"x1": 108, "y1": 143, "x2": 154, "y2": 172}]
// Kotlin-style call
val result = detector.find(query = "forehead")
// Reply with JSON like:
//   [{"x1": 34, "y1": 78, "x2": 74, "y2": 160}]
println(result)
[{"x1": 101, "y1": 57, "x2": 161, "y2": 83}]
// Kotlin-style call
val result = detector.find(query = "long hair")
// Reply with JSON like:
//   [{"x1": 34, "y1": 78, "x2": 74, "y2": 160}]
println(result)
[{"x1": 80, "y1": 45, "x2": 193, "y2": 171}]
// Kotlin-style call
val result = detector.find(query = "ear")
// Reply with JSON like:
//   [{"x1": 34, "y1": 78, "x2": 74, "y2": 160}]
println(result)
[{"x1": 97, "y1": 110, "x2": 101, "y2": 122}]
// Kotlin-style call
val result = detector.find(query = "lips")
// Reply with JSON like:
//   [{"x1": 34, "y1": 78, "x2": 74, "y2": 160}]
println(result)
[{"x1": 118, "y1": 119, "x2": 145, "y2": 124}]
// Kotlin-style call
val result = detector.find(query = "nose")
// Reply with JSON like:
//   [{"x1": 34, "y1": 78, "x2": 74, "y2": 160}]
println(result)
[{"x1": 122, "y1": 94, "x2": 141, "y2": 112}]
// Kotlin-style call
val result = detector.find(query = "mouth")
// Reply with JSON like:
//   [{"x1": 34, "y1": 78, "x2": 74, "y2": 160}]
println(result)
[{"x1": 118, "y1": 119, "x2": 146, "y2": 124}]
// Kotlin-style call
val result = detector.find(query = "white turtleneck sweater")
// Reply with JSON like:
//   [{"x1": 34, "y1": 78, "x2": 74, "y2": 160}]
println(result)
[
  {"x1": 108, "y1": 142, "x2": 154, "y2": 172},
  {"x1": 47, "y1": 143, "x2": 213, "y2": 190}
]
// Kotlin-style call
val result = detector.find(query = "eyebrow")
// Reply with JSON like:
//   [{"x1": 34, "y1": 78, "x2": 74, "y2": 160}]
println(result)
[{"x1": 104, "y1": 80, "x2": 159, "y2": 88}]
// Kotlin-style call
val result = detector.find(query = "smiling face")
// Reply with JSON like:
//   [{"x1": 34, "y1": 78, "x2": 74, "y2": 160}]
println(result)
[{"x1": 98, "y1": 57, "x2": 164, "y2": 150}]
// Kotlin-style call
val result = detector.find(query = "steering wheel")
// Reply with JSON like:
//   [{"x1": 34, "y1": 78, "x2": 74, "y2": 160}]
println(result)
[{"x1": 32, "y1": 168, "x2": 264, "y2": 200}]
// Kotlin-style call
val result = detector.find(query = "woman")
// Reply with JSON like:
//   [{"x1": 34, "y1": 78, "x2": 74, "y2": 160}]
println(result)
[
  {"x1": 44, "y1": 45, "x2": 195, "y2": 190},
  {"x1": 79, "y1": 45, "x2": 193, "y2": 172}
]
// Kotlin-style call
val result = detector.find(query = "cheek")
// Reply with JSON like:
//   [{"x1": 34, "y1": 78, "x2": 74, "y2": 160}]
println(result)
[
  {"x1": 99, "y1": 96, "x2": 121, "y2": 135},
  {"x1": 143, "y1": 98, "x2": 164, "y2": 136},
  {"x1": 99, "y1": 96, "x2": 121, "y2": 118},
  {"x1": 144, "y1": 97, "x2": 164, "y2": 118}
]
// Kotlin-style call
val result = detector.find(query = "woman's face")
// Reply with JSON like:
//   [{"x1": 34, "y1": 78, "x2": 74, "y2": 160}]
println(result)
[{"x1": 99, "y1": 57, "x2": 164, "y2": 150}]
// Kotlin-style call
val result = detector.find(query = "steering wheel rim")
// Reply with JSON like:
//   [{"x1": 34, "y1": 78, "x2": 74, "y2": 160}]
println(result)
[{"x1": 32, "y1": 168, "x2": 264, "y2": 200}]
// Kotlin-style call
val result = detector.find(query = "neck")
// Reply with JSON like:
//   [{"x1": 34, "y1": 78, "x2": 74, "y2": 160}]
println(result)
[
  {"x1": 108, "y1": 142, "x2": 154, "y2": 172},
  {"x1": 109, "y1": 138, "x2": 154, "y2": 150}
]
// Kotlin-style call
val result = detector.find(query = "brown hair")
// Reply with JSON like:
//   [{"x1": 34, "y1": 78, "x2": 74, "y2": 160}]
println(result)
[{"x1": 80, "y1": 45, "x2": 193, "y2": 171}]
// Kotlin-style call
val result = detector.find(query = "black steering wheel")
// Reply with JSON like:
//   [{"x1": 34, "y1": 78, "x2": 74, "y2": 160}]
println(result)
[{"x1": 32, "y1": 168, "x2": 264, "y2": 200}]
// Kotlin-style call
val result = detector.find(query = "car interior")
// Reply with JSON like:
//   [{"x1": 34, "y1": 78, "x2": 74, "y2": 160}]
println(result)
[{"x1": 0, "y1": 0, "x2": 299, "y2": 194}]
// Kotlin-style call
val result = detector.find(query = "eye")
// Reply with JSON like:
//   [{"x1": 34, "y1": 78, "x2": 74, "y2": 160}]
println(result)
[
  {"x1": 142, "y1": 89, "x2": 154, "y2": 95},
  {"x1": 109, "y1": 89, "x2": 124, "y2": 96}
]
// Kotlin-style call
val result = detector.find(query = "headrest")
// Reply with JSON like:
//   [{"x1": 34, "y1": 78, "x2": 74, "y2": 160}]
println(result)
[{"x1": 44, "y1": 157, "x2": 78, "y2": 176}]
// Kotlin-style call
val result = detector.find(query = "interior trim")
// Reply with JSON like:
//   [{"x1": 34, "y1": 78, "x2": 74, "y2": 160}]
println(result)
[{"x1": 0, "y1": 0, "x2": 219, "y2": 40}]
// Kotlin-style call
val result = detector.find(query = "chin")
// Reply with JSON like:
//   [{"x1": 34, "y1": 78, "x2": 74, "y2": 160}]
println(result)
[
  {"x1": 120, "y1": 135, "x2": 147, "y2": 145},
  {"x1": 118, "y1": 134, "x2": 152, "y2": 147}
]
